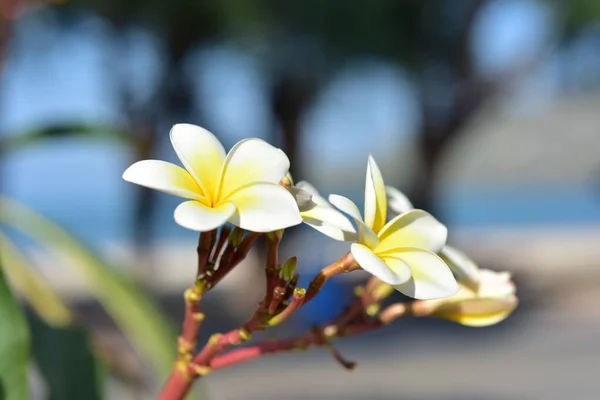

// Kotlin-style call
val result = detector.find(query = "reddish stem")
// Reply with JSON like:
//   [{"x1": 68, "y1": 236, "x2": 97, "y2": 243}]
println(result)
[
  {"x1": 210, "y1": 336, "x2": 303, "y2": 370},
  {"x1": 197, "y1": 230, "x2": 216, "y2": 276},
  {"x1": 178, "y1": 290, "x2": 204, "y2": 356},
  {"x1": 268, "y1": 288, "x2": 305, "y2": 326},
  {"x1": 268, "y1": 286, "x2": 286, "y2": 314},
  {"x1": 208, "y1": 232, "x2": 261, "y2": 287},
  {"x1": 208, "y1": 309, "x2": 398, "y2": 371},
  {"x1": 209, "y1": 297, "x2": 409, "y2": 373},
  {"x1": 212, "y1": 226, "x2": 231, "y2": 262},
  {"x1": 304, "y1": 253, "x2": 359, "y2": 303},
  {"x1": 176, "y1": 231, "x2": 216, "y2": 357},
  {"x1": 263, "y1": 233, "x2": 281, "y2": 305},
  {"x1": 157, "y1": 369, "x2": 193, "y2": 400}
]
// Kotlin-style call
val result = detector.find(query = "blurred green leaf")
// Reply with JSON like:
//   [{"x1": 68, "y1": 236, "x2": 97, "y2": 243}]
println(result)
[
  {"x1": 0, "y1": 124, "x2": 136, "y2": 155},
  {"x1": 0, "y1": 253, "x2": 30, "y2": 400},
  {"x1": 29, "y1": 315, "x2": 105, "y2": 400},
  {"x1": 0, "y1": 197, "x2": 176, "y2": 381},
  {"x1": 0, "y1": 232, "x2": 73, "y2": 327}
]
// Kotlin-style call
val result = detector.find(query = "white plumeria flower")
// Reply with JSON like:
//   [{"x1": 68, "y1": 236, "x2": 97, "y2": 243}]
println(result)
[
  {"x1": 328, "y1": 156, "x2": 458, "y2": 300},
  {"x1": 417, "y1": 268, "x2": 517, "y2": 327},
  {"x1": 386, "y1": 186, "x2": 480, "y2": 290},
  {"x1": 123, "y1": 124, "x2": 302, "y2": 232},
  {"x1": 294, "y1": 181, "x2": 357, "y2": 241}
]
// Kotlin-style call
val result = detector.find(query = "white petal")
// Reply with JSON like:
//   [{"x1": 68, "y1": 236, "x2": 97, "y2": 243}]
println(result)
[
  {"x1": 295, "y1": 181, "x2": 328, "y2": 210},
  {"x1": 294, "y1": 182, "x2": 356, "y2": 241},
  {"x1": 218, "y1": 139, "x2": 290, "y2": 199},
  {"x1": 289, "y1": 187, "x2": 317, "y2": 212},
  {"x1": 376, "y1": 210, "x2": 447, "y2": 254},
  {"x1": 386, "y1": 186, "x2": 414, "y2": 215},
  {"x1": 364, "y1": 155, "x2": 387, "y2": 232},
  {"x1": 295, "y1": 181, "x2": 318, "y2": 195},
  {"x1": 388, "y1": 247, "x2": 458, "y2": 300},
  {"x1": 329, "y1": 194, "x2": 379, "y2": 248},
  {"x1": 174, "y1": 201, "x2": 235, "y2": 232},
  {"x1": 302, "y1": 204, "x2": 357, "y2": 241},
  {"x1": 433, "y1": 296, "x2": 518, "y2": 327},
  {"x1": 123, "y1": 160, "x2": 206, "y2": 201},
  {"x1": 227, "y1": 182, "x2": 302, "y2": 232},
  {"x1": 328, "y1": 194, "x2": 362, "y2": 221},
  {"x1": 440, "y1": 246, "x2": 481, "y2": 292},
  {"x1": 351, "y1": 243, "x2": 410, "y2": 285},
  {"x1": 478, "y1": 269, "x2": 516, "y2": 298},
  {"x1": 169, "y1": 124, "x2": 226, "y2": 199}
]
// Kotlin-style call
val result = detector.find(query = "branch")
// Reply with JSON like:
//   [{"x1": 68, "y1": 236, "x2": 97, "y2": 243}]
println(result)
[
  {"x1": 210, "y1": 302, "x2": 409, "y2": 371},
  {"x1": 207, "y1": 231, "x2": 261, "y2": 287},
  {"x1": 304, "y1": 253, "x2": 359, "y2": 303}
]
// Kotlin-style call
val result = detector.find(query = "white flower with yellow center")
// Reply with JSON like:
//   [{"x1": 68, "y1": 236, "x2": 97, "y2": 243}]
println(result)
[
  {"x1": 326, "y1": 156, "x2": 458, "y2": 300},
  {"x1": 122, "y1": 124, "x2": 302, "y2": 232},
  {"x1": 386, "y1": 186, "x2": 518, "y2": 325}
]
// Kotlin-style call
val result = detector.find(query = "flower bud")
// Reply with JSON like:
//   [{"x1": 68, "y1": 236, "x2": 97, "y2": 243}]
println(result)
[
  {"x1": 279, "y1": 174, "x2": 293, "y2": 189},
  {"x1": 279, "y1": 257, "x2": 298, "y2": 282},
  {"x1": 418, "y1": 269, "x2": 517, "y2": 327},
  {"x1": 370, "y1": 281, "x2": 394, "y2": 302}
]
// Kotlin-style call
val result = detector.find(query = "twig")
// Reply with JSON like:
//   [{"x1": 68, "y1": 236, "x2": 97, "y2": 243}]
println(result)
[
  {"x1": 263, "y1": 231, "x2": 282, "y2": 305},
  {"x1": 209, "y1": 301, "x2": 409, "y2": 371},
  {"x1": 304, "y1": 252, "x2": 359, "y2": 303},
  {"x1": 268, "y1": 288, "x2": 305, "y2": 326},
  {"x1": 208, "y1": 231, "x2": 261, "y2": 287},
  {"x1": 196, "y1": 230, "x2": 216, "y2": 277}
]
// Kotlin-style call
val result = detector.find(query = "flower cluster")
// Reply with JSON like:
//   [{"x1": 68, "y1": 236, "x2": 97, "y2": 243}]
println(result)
[{"x1": 123, "y1": 124, "x2": 518, "y2": 399}]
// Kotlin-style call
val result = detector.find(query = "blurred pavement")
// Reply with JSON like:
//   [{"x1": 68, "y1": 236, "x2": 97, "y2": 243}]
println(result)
[{"x1": 202, "y1": 307, "x2": 600, "y2": 400}]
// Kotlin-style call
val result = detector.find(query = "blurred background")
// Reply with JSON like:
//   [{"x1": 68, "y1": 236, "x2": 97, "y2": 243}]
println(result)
[{"x1": 1, "y1": 0, "x2": 600, "y2": 399}]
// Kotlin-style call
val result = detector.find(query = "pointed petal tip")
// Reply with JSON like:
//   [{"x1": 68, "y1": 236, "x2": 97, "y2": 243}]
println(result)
[{"x1": 122, "y1": 160, "x2": 149, "y2": 182}]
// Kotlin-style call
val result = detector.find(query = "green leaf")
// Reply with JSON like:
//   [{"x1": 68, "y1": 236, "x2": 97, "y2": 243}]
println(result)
[
  {"x1": 0, "y1": 232, "x2": 72, "y2": 327},
  {"x1": 29, "y1": 315, "x2": 105, "y2": 400},
  {"x1": 0, "y1": 197, "x2": 176, "y2": 381},
  {"x1": 0, "y1": 252, "x2": 30, "y2": 400},
  {"x1": 0, "y1": 124, "x2": 135, "y2": 155}
]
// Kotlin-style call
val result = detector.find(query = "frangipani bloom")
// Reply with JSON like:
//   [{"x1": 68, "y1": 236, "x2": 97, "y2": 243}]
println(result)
[
  {"x1": 416, "y1": 268, "x2": 517, "y2": 327},
  {"x1": 386, "y1": 186, "x2": 480, "y2": 290},
  {"x1": 294, "y1": 181, "x2": 357, "y2": 241},
  {"x1": 328, "y1": 156, "x2": 458, "y2": 300},
  {"x1": 123, "y1": 124, "x2": 302, "y2": 232},
  {"x1": 386, "y1": 186, "x2": 518, "y2": 325}
]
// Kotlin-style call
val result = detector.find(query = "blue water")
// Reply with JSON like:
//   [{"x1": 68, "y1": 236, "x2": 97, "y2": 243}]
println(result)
[
  {"x1": 8, "y1": 184, "x2": 599, "y2": 246},
  {"x1": 436, "y1": 185, "x2": 600, "y2": 228}
]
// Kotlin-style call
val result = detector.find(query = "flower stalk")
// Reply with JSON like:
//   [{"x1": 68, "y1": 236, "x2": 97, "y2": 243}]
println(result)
[
  {"x1": 207, "y1": 231, "x2": 261, "y2": 288},
  {"x1": 268, "y1": 288, "x2": 306, "y2": 326},
  {"x1": 209, "y1": 292, "x2": 411, "y2": 372},
  {"x1": 304, "y1": 252, "x2": 359, "y2": 303},
  {"x1": 196, "y1": 230, "x2": 216, "y2": 276}
]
